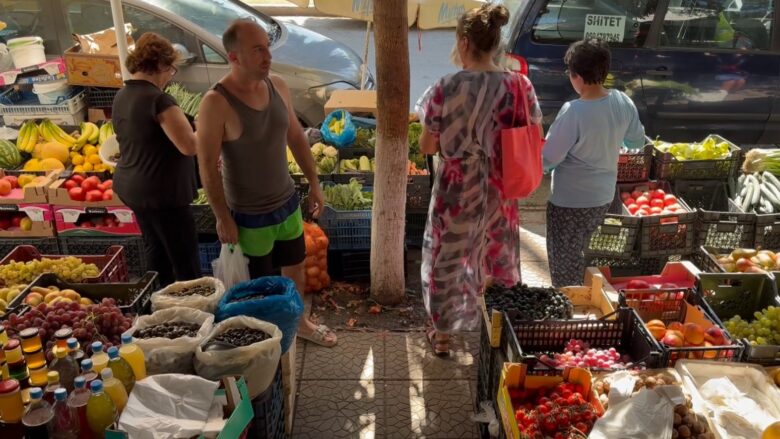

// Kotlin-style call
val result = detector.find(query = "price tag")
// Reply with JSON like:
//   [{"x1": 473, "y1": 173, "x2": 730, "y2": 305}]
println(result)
[{"x1": 113, "y1": 210, "x2": 134, "y2": 223}]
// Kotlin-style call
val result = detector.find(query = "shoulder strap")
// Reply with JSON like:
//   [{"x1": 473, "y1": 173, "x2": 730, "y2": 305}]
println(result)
[
  {"x1": 468, "y1": 81, "x2": 488, "y2": 145},
  {"x1": 515, "y1": 73, "x2": 534, "y2": 128}
]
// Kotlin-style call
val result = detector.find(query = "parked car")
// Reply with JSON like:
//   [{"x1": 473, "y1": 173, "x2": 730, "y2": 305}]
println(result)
[
  {"x1": 0, "y1": 0, "x2": 374, "y2": 127},
  {"x1": 504, "y1": 0, "x2": 779, "y2": 144}
]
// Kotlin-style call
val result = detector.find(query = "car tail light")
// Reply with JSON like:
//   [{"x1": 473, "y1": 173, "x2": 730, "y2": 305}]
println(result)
[{"x1": 505, "y1": 53, "x2": 528, "y2": 76}]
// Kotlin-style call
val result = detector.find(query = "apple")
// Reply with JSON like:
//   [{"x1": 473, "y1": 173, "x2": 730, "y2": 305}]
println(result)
[
  {"x1": 10, "y1": 215, "x2": 22, "y2": 228},
  {"x1": 704, "y1": 326, "x2": 726, "y2": 345},
  {"x1": 626, "y1": 279, "x2": 650, "y2": 289}
]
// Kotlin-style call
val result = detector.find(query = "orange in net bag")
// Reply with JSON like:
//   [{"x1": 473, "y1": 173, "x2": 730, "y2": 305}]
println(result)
[{"x1": 303, "y1": 222, "x2": 330, "y2": 293}]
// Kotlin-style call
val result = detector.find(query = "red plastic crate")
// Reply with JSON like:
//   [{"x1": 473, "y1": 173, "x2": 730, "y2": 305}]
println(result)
[
  {"x1": 0, "y1": 244, "x2": 128, "y2": 283},
  {"x1": 53, "y1": 206, "x2": 141, "y2": 237}
]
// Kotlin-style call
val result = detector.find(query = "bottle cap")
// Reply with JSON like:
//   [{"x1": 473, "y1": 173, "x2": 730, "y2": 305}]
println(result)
[
  {"x1": 90, "y1": 380, "x2": 103, "y2": 393},
  {"x1": 81, "y1": 358, "x2": 93, "y2": 372},
  {"x1": 74, "y1": 376, "x2": 86, "y2": 389},
  {"x1": 54, "y1": 388, "x2": 68, "y2": 401},
  {"x1": 91, "y1": 342, "x2": 103, "y2": 354},
  {"x1": 55, "y1": 346, "x2": 68, "y2": 358},
  {"x1": 0, "y1": 379, "x2": 19, "y2": 394},
  {"x1": 100, "y1": 368, "x2": 113, "y2": 380},
  {"x1": 19, "y1": 328, "x2": 39, "y2": 340},
  {"x1": 47, "y1": 371, "x2": 59, "y2": 384},
  {"x1": 121, "y1": 334, "x2": 132, "y2": 345},
  {"x1": 107, "y1": 346, "x2": 119, "y2": 358},
  {"x1": 54, "y1": 328, "x2": 72, "y2": 340},
  {"x1": 29, "y1": 387, "x2": 43, "y2": 400},
  {"x1": 67, "y1": 338, "x2": 79, "y2": 350}
]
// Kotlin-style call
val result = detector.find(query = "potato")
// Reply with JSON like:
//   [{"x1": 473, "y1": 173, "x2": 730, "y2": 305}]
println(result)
[
  {"x1": 678, "y1": 425, "x2": 691, "y2": 438},
  {"x1": 683, "y1": 414, "x2": 696, "y2": 426},
  {"x1": 675, "y1": 405, "x2": 689, "y2": 416},
  {"x1": 674, "y1": 414, "x2": 682, "y2": 426}
]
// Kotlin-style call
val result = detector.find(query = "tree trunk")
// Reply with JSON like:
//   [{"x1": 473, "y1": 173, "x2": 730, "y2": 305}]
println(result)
[{"x1": 370, "y1": 0, "x2": 410, "y2": 305}]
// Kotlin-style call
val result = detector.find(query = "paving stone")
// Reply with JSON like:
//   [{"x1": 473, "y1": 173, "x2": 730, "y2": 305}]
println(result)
[
  {"x1": 520, "y1": 226, "x2": 548, "y2": 262},
  {"x1": 384, "y1": 380, "x2": 479, "y2": 439},
  {"x1": 293, "y1": 379, "x2": 384, "y2": 438},
  {"x1": 521, "y1": 260, "x2": 552, "y2": 287},
  {"x1": 385, "y1": 332, "x2": 476, "y2": 381},
  {"x1": 295, "y1": 338, "x2": 305, "y2": 381},
  {"x1": 302, "y1": 332, "x2": 385, "y2": 381}
]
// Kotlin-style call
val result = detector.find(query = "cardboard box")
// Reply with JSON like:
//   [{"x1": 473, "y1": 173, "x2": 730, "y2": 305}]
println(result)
[
  {"x1": 48, "y1": 175, "x2": 124, "y2": 207},
  {"x1": 0, "y1": 171, "x2": 59, "y2": 205},
  {"x1": 324, "y1": 90, "x2": 377, "y2": 115},
  {"x1": 53, "y1": 206, "x2": 140, "y2": 237},
  {"x1": 0, "y1": 204, "x2": 55, "y2": 238},
  {"x1": 64, "y1": 46, "x2": 123, "y2": 88}
]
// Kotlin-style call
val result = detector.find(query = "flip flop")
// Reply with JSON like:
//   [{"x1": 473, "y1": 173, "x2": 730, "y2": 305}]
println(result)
[
  {"x1": 426, "y1": 328, "x2": 450, "y2": 357},
  {"x1": 299, "y1": 324, "x2": 338, "y2": 347}
]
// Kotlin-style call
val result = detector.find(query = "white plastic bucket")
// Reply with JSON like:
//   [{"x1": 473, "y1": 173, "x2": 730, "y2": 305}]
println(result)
[
  {"x1": 7, "y1": 37, "x2": 45, "y2": 69},
  {"x1": 33, "y1": 79, "x2": 71, "y2": 105}
]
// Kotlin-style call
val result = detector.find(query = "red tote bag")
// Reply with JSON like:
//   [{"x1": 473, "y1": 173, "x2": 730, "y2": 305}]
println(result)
[{"x1": 501, "y1": 74, "x2": 544, "y2": 200}]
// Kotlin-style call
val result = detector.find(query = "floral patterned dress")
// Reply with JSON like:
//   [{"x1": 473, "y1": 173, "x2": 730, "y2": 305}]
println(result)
[{"x1": 421, "y1": 71, "x2": 541, "y2": 333}]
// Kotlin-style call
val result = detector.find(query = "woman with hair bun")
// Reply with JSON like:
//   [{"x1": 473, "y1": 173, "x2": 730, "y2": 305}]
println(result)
[
  {"x1": 112, "y1": 32, "x2": 201, "y2": 287},
  {"x1": 419, "y1": 4, "x2": 543, "y2": 355}
]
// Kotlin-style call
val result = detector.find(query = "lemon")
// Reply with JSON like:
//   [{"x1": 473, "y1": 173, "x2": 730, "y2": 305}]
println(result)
[
  {"x1": 87, "y1": 154, "x2": 102, "y2": 165},
  {"x1": 81, "y1": 162, "x2": 94, "y2": 171},
  {"x1": 72, "y1": 154, "x2": 85, "y2": 165},
  {"x1": 94, "y1": 164, "x2": 107, "y2": 172},
  {"x1": 17, "y1": 174, "x2": 33, "y2": 188},
  {"x1": 765, "y1": 422, "x2": 780, "y2": 439},
  {"x1": 83, "y1": 145, "x2": 97, "y2": 156},
  {"x1": 20, "y1": 217, "x2": 32, "y2": 232},
  {"x1": 73, "y1": 165, "x2": 85, "y2": 173}
]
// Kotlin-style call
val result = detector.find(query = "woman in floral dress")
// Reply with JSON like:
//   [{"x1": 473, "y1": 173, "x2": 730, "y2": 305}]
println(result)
[{"x1": 419, "y1": 4, "x2": 542, "y2": 355}]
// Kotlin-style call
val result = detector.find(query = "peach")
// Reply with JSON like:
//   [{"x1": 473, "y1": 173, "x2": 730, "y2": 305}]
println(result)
[
  {"x1": 25, "y1": 292, "x2": 43, "y2": 306},
  {"x1": 668, "y1": 322, "x2": 684, "y2": 333},
  {"x1": 662, "y1": 332, "x2": 684, "y2": 347},
  {"x1": 646, "y1": 320, "x2": 667, "y2": 341},
  {"x1": 684, "y1": 323, "x2": 705, "y2": 345},
  {"x1": 702, "y1": 341, "x2": 718, "y2": 359},
  {"x1": 704, "y1": 326, "x2": 726, "y2": 346}
]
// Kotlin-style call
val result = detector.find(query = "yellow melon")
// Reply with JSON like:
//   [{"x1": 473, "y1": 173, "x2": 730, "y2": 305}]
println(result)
[
  {"x1": 23, "y1": 159, "x2": 42, "y2": 171},
  {"x1": 38, "y1": 158, "x2": 65, "y2": 171},
  {"x1": 40, "y1": 142, "x2": 69, "y2": 164}
]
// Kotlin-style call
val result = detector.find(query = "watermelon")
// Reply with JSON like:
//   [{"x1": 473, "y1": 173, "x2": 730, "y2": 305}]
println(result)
[{"x1": 0, "y1": 139, "x2": 22, "y2": 169}]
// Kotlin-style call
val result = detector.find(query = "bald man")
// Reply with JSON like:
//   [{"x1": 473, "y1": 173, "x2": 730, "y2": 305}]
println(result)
[{"x1": 197, "y1": 19, "x2": 336, "y2": 347}]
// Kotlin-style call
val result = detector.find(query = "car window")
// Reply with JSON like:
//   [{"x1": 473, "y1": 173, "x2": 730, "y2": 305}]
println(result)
[
  {"x1": 202, "y1": 43, "x2": 226, "y2": 64},
  {"x1": 121, "y1": 6, "x2": 202, "y2": 62},
  {"x1": 0, "y1": 1, "x2": 59, "y2": 50},
  {"x1": 660, "y1": 0, "x2": 773, "y2": 50},
  {"x1": 531, "y1": 0, "x2": 660, "y2": 47}
]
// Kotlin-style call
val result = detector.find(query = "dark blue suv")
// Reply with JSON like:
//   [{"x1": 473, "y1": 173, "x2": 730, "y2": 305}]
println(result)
[{"x1": 505, "y1": 0, "x2": 778, "y2": 144}]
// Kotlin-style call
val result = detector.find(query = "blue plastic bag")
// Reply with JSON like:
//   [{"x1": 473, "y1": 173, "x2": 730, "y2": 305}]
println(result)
[
  {"x1": 216, "y1": 276, "x2": 304, "y2": 354},
  {"x1": 321, "y1": 110, "x2": 357, "y2": 148}
]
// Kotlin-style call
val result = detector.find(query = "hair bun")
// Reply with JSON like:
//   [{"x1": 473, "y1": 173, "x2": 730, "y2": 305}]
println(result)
[{"x1": 486, "y1": 4, "x2": 510, "y2": 28}]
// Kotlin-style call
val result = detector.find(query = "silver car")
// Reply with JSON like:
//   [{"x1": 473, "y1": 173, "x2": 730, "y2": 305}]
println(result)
[{"x1": 0, "y1": 0, "x2": 374, "y2": 126}]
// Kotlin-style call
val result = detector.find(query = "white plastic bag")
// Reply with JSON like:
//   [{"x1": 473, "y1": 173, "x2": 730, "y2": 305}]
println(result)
[
  {"x1": 212, "y1": 244, "x2": 250, "y2": 290},
  {"x1": 151, "y1": 277, "x2": 226, "y2": 313},
  {"x1": 590, "y1": 385, "x2": 684, "y2": 439},
  {"x1": 194, "y1": 316, "x2": 282, "y2": 398},
  {"x1": 124, "y1": 307, "x2": 214, "y2": 375}
]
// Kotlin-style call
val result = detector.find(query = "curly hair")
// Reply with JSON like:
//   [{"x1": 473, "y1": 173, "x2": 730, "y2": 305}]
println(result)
[
  {"x1": 125, "y1": 32, "x2": 178, "y2": 75},
  {"x1": 564, "y1": 39, "x2": 611, "y2": 85},
  {"x1": 456, "y1": 4, "x2": 510, "y2": 56}
]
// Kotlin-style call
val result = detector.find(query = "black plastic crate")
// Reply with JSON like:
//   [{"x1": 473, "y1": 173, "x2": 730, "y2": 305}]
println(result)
[
  {"x1": 476, "y1": 314, "x2": 507, "y2": 439},
  {"x1": 651, "y1": 136, "x2": 742, "y2": 180},
  {"x1": 618, "y1": 287, "x2": 743, "y2": 366},
  {"x1": 502, "y1": 307, "x2": 664, "y2": 374},
  {"x1": 695, "y1": 246, "x2": 730, "y2": 273},
  {"x1": 586, "y1": 214, "x2": 640, "y2": 258},
  {"x1": 332, "y1": 172, "x2": 374, "y2": 186},
  {"x1": 327, "y1": 248, "x2": 408, "y2": 282},
  {"x1": 406, "y1": 208, "x2": 426, "y2": 248},
  {"x1": 85, "y1": 87, "x2": 119, "y2": 109},
  {"x1": 675, "y1": 179, "x2": 730, "y2": 211},
  {"x1": 248, "y1": 362, "x2": 285, "y2": 439},
  {"x1": 640, "y1": 210, "x2": 697, "y2": 257},
  {"x1": 0, "y1": 237, "x2": 58, "y2": 258},
  {"x1": 617, "y1": 145, "x2": 652, "y2": 183},
  {"x1": 13, "y1": 272, "x2": 158, "y2": 315},
  {"x1": 406, "y1": 176, "x2": 431, "y2": 210},
  {"x1": 198, "y1": 240, "x2": 220, "y2": 276},
  {"x1": 191, "y1": 204, "x2": 216, "y2": 234},
  {"x1": 754, "y1": 213, "x2": 780, "y2": 249},
  {"x1": 695, "y1": 210, "x2": 756, "y2": 249},
  {"x1": 59, "y1": 236, "x2": 147, "y2": 278},
  {"x1": 584, "y1": 253, "x2": 682, "y2": 277}
]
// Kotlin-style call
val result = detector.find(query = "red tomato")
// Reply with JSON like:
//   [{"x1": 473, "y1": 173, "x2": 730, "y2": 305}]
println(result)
[
  {"x1": 627, "y1": 203, "x2": 639, "y2": 214},
  {"x1": 668, "y1": 203, "x2": 683, "y2": 211},
  {"x1": 650, "y1": 198, "x2": 665, "y2": 208},
  {"x1": 70, "y1": 175, "x2": 85, "y2": 185},
  {"x1": 652, "y1": 189, "x2": 666, "y2": 199},
  {"x1": 85, "y1": 190, "x2": 103, "y2": 202},
  {"x1": 664, "y1": 207, "x2": 677, "y2": 213},
  {"x1": 64, "y1": 180, "x2": 78, "y2": 190},
  {"x1": 3, "y1": 176, "x2": 18, "y2": 189},
  {"x1": 624, "y1": 197, "x2": 636, "y2": 206},
  {"x1": 650, "y1": 206, "x2": 663, "y2": 214},
  {"x1": 68, "y1": 187, "x2": 85, "y2": 201},
  {"x1": 636, "y1": 196, "x2": 650, "y2": 206},
  {"x1": 102, "y1": 189, "x2": 113, "y2": 201},
  {"x1": 620, "y1": 192, "x2": 631, "y2": 201},
  {"x1": 642, "y1": 191, "x2": 651, "y2": 199},
  {"x1": 101, "y1": 180, "x2": 113, "y2": 190},
  {"x1": 11, "y1": 215, "x2": 22, "y2": 227},
  {"x1": 663, "y1": 194, "x2": 678, "y2": 206},
  {"x1": 631, "y1": 190, "x2": 642, "y2": 199},
  {"x1": 0, "y1": 219, "x2": 11, "y2": 230},
  {"x1": 79, "y1": 221, "x2": 93, "y2": 228}
]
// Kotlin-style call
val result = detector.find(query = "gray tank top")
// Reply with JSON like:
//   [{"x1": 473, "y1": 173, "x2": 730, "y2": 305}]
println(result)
[{"x1": 214, "y1": 80, "x2": 294, "y2": 215}]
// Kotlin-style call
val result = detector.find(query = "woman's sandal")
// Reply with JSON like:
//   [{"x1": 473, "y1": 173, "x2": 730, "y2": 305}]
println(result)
[
  {"x1": 426, "y1": 328, "x2": 450, "y2": 357},
  {"x1": 299, "y1": 324, "x2": 338, "y2": 347}
]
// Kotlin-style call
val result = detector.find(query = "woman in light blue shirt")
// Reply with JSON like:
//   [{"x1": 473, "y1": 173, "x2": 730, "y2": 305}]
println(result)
[{"x1": 543, "y1": 39, "x2": 646, "y2": 287}]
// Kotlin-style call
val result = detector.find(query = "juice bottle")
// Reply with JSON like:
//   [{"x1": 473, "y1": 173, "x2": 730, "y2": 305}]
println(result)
[
  {"x1": 66, "y1": 377, "x2": 92, "y2": 439},
  {"x1": 4, "y1": 339, "x2": 23, "y2": 364},
  {"x1": 54, "y1": 329, "x2": 73, "y2": 352},
  {"x1": 118, "y1": 334, "x2": 146, "y2": 381},
  {"x1": 0, "y1": 378, "x2": 24, "y2": 423},
  {"x1": 28, "y1": 364, "x2": 48, "y2": 389},
  {"x1": 67, "y1": 338, "x2": 85, "y2": 364},
  {"x1": 1, "y1": 360, "x2": 8, "y2": 380},
  {"x1": 106, "y1": 346, "x2": 135, "y2": 393},
  {"x1": 22, "y1": 387, "x2": 53, "y2": 439},
  {"x1": 78, "y1": 360, "x2": 97, "y2": 388},
  {"x1": 51, "y1": 388, "x2": 79, "y2": 439},
  {"x1": 99, "y1": 368, "x2": 128, "y2": 414},
  {"x1": 51, "y1": 345, "x2": 79, "y2": 392},
  {"x1": 85, "y1": 380, "x2": 115, "y2": 437},
  {"x1": 24, "y1": 347, "x2": 46, "y2": 369},
  {"x1": 89, "y1": 342, "x2": 108, "y2": 373},
  {"x1": 19, "y1": 328, "x2": 42, "y2": 354},
  {"x1": 43, "y1": 371, "x2": 61, "y2": 405}
]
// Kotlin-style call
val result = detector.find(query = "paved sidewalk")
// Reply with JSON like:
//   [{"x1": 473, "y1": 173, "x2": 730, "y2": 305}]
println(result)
[{"x1": 291, "y1": 213, "x2": 550, "y2": 438}]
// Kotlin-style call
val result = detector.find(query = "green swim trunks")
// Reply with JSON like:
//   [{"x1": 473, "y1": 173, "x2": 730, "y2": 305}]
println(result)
[{"x1": 232, "y1": 195, "x2": 305, "y2": 266}]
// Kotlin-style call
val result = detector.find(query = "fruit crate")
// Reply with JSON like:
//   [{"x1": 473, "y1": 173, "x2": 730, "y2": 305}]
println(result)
[
  {"x1": 476, "y1": 296, "x2": 509, "y2": 419},
  {"x1": 327, "y1": 248, "x2": 408, "y2": 283},
  {"x1": 675, "y1": 179, "x2": 730, "y2": 211},
  {"x1": 0, "y1": 245, "x2": 128, "y2": 285},
  {"x1": 58, "y1": 235, "x2": 147, "y2": 278},
  {"x1": 0, "y1": 237, "x2": 59, "y2": 258},
  {"x1": 502, "y1": 307, "x2": 664, "y2": 374},
  {"x1": 697, "y1": 272, "x2": 780, "y2": 365},
  {"x1": 695, "y1": 210, "x2": 755, "y2": 249},
  {"x1": 85, "y1": 86, "x2": 119, "y2": 109},
  {"x1": 0, "y1": 87, "x2": 87, "y2": 126},
  {"x1": 249, "y1": 362, "x2": 286, "y2": 439},
  {"x1": 406, "y1": 175, "x2": 431, "y2": 210},
  {"x1": 754, "y1": 213, "x2": 780, "y2": 250},
  {"x1": 191, "y1": 203, "x2": 216, "y2": 234},
  {"x1": 695, "y1": 245, "x2": 731, "y2": 273},
  {"x1": 616, "y1": 144, "x2": 653, "y2": 183},
  {"x1": 13, "y1": 271, "x2": 159, "y2": 315},
  {"x1": 618, "y1": 287, "x2": 743, "y2": 366},
  {"x1": 651, "y1": 135, "x2": 742, "y2": 180},
  {"x1": 405, "y1": 208, "x2": 426, "y2": 248},
  {"x1": 584, "y1": 253, "x2": 683, "y2": 277},
  {"x1": 319, "y1": 206, "x2": 371, "y2": 250},
  {"x1": 585, "y1": 214, "x2": 640, "y2": 258},
  {"x1": 198, "y1": 240, "x2": 220, "y2": 276}
]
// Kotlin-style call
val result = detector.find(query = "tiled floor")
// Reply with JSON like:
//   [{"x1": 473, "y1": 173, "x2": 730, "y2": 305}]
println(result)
[{"x1": 291, "y1": 219, "x2": 550, "y2": 438}]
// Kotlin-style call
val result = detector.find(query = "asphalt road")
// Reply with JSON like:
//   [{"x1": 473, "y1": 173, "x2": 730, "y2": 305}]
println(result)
[{"x1": 277, "y1": 16, "x2": 457, "y2": 111}]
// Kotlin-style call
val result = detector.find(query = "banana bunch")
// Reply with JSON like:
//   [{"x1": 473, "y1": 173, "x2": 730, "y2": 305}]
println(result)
[
  {"x1": 72, "y1": 122, "x2": 100, "y2": 151},
  {"x1": 16, "y1": 121, "x2": 39, "y2": 153},
  {"x1": 39, "y1": 119, "x2": 77, "y2": 149},
  {"x1": 98, "y1": 121, "x2": 114, "y2": 146}
]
